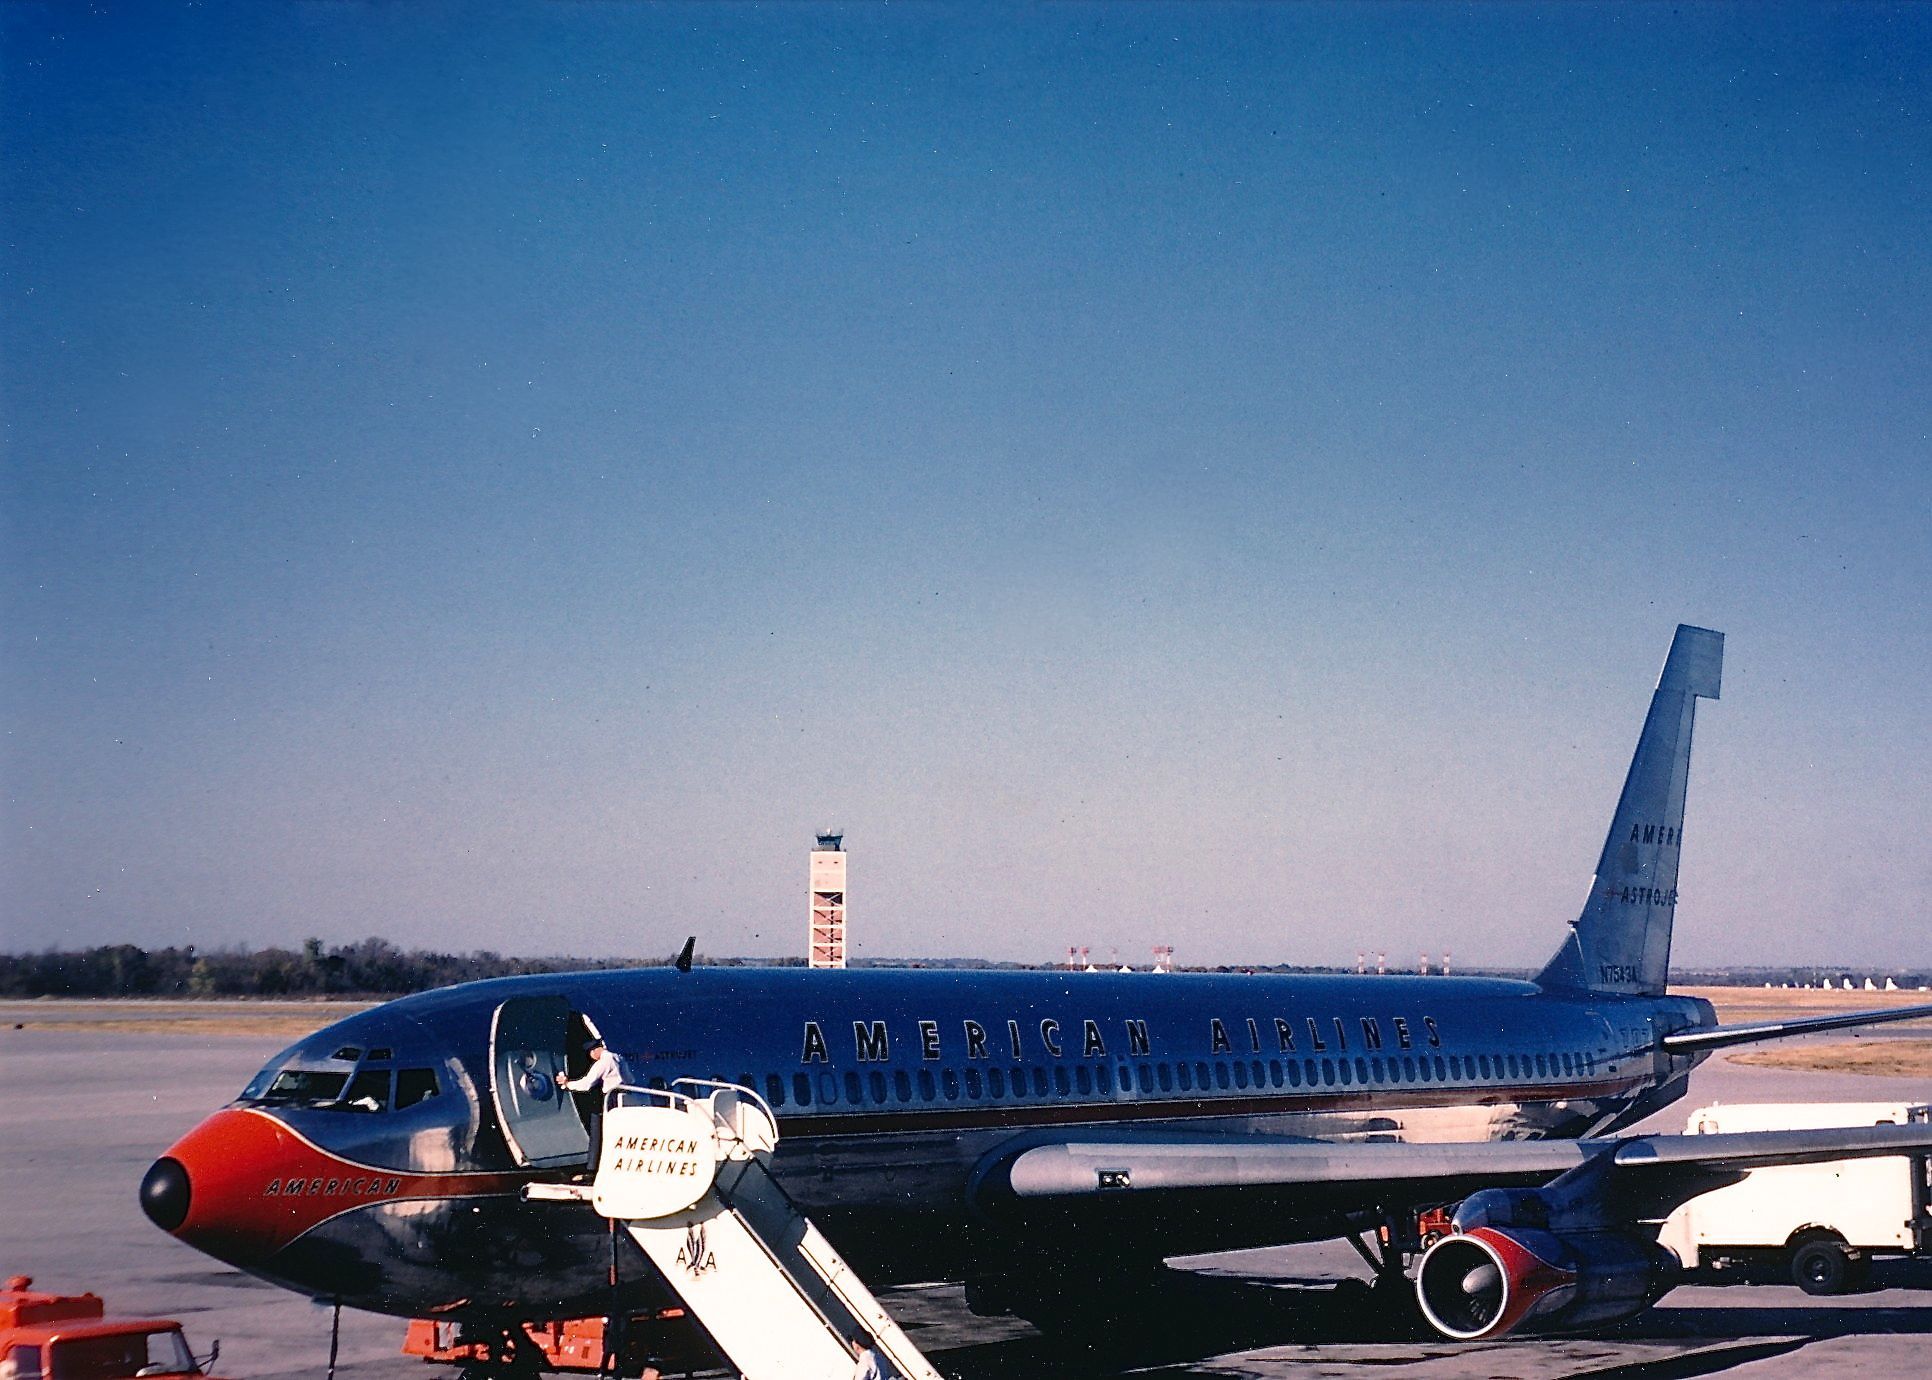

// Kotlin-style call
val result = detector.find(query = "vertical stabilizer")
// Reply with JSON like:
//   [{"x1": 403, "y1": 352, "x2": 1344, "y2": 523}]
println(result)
[{"x1": 1536, "y1": 625, "x2": 1723, "y2": 995}]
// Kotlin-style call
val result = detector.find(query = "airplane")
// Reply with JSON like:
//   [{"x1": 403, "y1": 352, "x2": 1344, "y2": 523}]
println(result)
[{"x1": 140, "y1": 625, "x2": 1932, "y2": 1355}]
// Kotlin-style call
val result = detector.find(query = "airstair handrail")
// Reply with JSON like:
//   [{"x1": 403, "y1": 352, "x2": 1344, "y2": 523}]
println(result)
[
  {"x1": 602, "y1": 1081, "x2": 695, "y2": 1115},
  {"x1": 669, "y1": 1077, "x2": 778, "y2": 1125},
  {"x1": 599, "y1": 1080, "x2": 780, "y2": 1134}
]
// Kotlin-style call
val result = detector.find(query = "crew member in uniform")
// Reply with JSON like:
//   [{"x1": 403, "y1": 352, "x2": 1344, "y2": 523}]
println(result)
[{"x1": 556, "y1": 1038, "x2": 622, "y2": 1175}]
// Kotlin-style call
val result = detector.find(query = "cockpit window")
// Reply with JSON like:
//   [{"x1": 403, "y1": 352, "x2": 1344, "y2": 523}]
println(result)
[
  {"x1": 341, "y1": 1068, "x2": 392, "y2": 1112},
  {"x1": 241, "y1": 1047, "x2": 451, "y2": 1114},
  {"x1": 395, "y1": 1068, "x2": 440, "y2": 1109},
  {"x1": 259, "y1": 1070, "x2": 350, "y2": 1105},
  {"x1": 240, "y1": 1023, "x2": 456, "y2": 1114}
]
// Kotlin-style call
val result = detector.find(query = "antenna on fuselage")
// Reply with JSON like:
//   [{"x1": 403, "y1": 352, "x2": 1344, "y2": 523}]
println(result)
[{"x1": 673, "y1": 936, "x2": 695, "y2": 973}]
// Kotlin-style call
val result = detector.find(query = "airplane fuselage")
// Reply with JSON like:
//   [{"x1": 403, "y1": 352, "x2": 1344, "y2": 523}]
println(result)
[{"x1": 147, "y1": 966, "x2": 1714, "y2": 1322}]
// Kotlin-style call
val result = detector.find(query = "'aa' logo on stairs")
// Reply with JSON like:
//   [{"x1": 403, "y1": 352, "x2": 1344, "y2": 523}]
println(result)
[{"x1": 677, "y1": 1222, "x2": 717, "y2": 1276}]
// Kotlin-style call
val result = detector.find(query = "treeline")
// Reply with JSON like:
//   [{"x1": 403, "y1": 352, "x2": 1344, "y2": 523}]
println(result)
[
  {"x1": 0, "y1": 938, "x2": 754, "y2": 999},
  {"x1": 8, "y1": 943, "x2": 1917, "y2": 1000}
]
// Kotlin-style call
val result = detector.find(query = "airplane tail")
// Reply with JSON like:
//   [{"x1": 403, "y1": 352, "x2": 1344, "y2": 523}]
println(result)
[{"x1": 1536, "y1": 625, "x2": 1723, "y2": 996}]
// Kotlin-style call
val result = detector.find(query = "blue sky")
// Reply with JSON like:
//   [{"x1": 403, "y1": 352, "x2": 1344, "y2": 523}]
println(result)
[{"x1": 4, "y1": 2, "x2": 1928, "y2": 969}]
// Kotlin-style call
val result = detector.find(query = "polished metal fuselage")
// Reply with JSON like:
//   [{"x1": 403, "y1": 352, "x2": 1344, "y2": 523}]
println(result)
[{"x1": 165, "y1": 967, "x2": 1712, "y2": 1321}]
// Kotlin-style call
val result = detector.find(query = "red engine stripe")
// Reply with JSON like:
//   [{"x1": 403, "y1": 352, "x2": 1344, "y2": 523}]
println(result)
[{"x1": 1466, "y1": 1226, "x2": 1578, "y2": 1338}]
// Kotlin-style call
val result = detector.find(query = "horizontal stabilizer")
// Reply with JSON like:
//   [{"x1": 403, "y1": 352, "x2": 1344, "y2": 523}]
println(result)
[
  {"x1": 1608, "y1": 1121, "x2": 1932, "y2": 1171},
  {"x1": 1661, "y1": 1000, "x2": 1932, "y2": 1053}
]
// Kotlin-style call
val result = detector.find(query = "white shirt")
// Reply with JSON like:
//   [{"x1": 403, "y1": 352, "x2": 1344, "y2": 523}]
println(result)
[
  {"x1": 852, "y1": 1346, "x2": 897, "y2": 1380},
  {"x1": 563, "y1": 1050, "x2": 622, "y2": 1095}
]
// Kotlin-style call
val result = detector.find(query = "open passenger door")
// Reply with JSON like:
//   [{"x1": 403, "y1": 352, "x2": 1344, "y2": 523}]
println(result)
[{"x1": 489, "y1": 995, "x2": 590, "y2": 1168}]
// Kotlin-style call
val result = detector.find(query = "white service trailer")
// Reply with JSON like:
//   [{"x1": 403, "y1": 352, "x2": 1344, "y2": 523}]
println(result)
[{"x1": 1656, "y1": 1102, "x2": 1932, "y2": 1294}]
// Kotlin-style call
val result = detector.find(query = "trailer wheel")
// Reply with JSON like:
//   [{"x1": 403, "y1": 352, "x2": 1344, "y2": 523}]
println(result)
[{"x1": 1791, "y1": 1238, "x2": 1853, "y2": 1295}]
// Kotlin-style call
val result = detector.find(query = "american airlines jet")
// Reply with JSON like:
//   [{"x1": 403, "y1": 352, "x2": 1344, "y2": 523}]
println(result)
[{"x1": 141, "y1": 626, "x2": 1932, "y2": 1352}]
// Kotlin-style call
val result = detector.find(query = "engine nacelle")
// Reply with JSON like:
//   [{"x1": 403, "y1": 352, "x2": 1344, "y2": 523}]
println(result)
[{"x1": 1415, "y1": 1226, "x2": 1677, "y2": 1340}]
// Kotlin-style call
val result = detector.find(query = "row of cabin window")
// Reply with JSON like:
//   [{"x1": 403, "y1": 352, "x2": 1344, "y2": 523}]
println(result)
[{"x1": 646, "y1": 1048, "x2": 1603, "y2": 1111}]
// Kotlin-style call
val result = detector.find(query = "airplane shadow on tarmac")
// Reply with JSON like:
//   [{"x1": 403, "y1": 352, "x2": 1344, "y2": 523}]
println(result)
[
  {"x1": 1634, "y1": 1296, "x2": 1932, "y2": 1337},
  {"x1": 925, "y1": 1270, "x2": 1435, "y2": 1379},
  {"x1": 920, "y1": 1259, "x2": 1932, "y2": 1380}
]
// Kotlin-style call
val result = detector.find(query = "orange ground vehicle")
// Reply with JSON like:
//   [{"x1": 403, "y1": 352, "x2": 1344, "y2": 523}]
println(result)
[
  {"x1": 1415, "y1": 1206, "x2": 1456, "y2": 1249},
  {"x1": 402, "y1": 1310, "x2": 710, "y2": 1379},
  {"x1": 0, "y1": 1278, "x2": 228, "y2": 1380}
]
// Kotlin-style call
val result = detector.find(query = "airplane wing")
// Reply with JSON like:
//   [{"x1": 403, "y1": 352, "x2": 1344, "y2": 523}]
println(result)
[{"x1": 975, "y1": 1121, "x2": 1932, "y2": 1221}]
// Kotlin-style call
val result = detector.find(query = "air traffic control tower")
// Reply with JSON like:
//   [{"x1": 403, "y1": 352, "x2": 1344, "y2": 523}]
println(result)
[{"x1": 808, "y1": 832, "x2": 846, "y2": 969}]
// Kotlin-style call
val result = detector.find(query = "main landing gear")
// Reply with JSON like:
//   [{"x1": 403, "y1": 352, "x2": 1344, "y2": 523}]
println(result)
[{"x1": 1336, "y1": 1213, "x2": 1427, "y2": 1335}]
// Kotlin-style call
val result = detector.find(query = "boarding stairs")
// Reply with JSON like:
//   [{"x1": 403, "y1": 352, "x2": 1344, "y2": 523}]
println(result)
[{"x1": 528, "y1": 1080, "x2": 941, "y2": 1380}]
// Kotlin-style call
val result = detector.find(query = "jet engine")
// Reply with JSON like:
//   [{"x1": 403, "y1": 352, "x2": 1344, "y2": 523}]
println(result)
[{"x1": 1415, "y1": 1226, "x2": 1677, "y2": 1341}]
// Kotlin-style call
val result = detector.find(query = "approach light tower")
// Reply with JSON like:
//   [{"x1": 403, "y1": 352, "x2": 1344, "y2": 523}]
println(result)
[{"x1": 808, "y1": 831, "x2": 847, "y2": 969}]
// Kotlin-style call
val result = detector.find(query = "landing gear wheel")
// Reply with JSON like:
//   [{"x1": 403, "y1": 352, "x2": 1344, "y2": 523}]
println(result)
[
  {"x1": 1791, "y1": 1239, "x2": 1853, "y2": 1295},
  {"x1": 1366, "y1": 1267, "x2": 1424, "y2": 1338}
]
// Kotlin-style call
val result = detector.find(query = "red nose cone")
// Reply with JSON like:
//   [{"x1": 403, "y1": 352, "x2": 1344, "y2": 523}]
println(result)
[{"x1": 154, "y1": 1109, "x2": 315, "y2": 1263}]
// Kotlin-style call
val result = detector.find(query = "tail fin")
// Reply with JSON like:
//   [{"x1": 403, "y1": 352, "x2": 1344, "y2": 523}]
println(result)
[{"x1": 1536, "y1": 625, "x2": 1723, "y2": 996}]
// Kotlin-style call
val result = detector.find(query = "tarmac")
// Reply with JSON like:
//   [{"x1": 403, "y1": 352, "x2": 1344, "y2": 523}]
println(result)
[{"x1": 2, "y1": 1000, "x2": 1927, "y2": 1379}]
